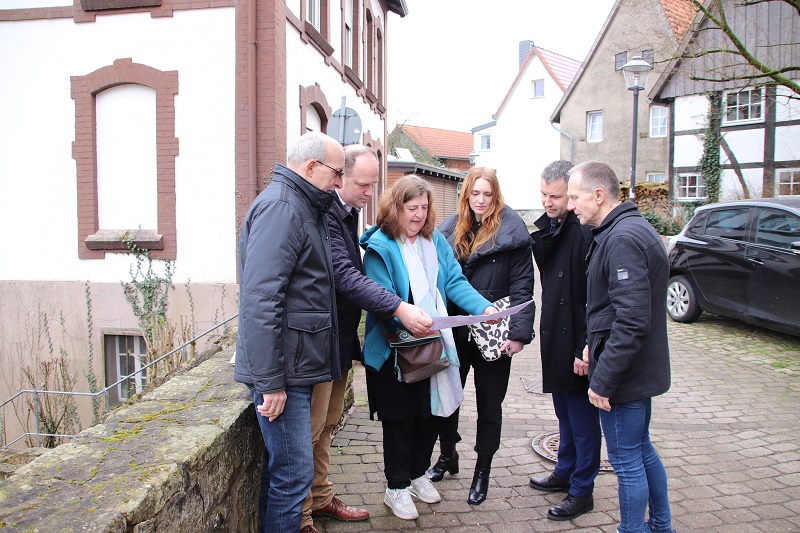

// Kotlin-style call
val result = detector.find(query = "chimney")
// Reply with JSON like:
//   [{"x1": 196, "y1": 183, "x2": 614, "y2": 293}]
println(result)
[{"x1": 519, "y1": 40, "x2": 534, "y2": 68}]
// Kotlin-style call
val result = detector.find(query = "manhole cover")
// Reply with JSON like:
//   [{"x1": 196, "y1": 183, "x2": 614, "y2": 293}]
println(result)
[{"x1": 531, "y1": 432, "x2": 614, "y2": 473}]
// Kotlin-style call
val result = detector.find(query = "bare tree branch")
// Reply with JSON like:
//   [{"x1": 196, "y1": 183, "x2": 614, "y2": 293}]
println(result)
[{"x1": 684, "y1": 0, "x2": 800, "y2": 97}]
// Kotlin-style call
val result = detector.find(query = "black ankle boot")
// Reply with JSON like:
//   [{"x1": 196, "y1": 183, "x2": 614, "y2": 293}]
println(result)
[
  {"x1": 467, "y1": 454, "x2": 492, "y2": 505},
  {"x1": 426, "y1": 449, "x2": 459, "y2": 482}
]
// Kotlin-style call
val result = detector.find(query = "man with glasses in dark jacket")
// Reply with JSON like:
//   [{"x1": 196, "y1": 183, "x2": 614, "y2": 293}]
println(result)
[
  {"x1": 300, "y1": 144, "x2": 433, "y2": 533},
  {"x1": 235, "y1": 131, "x2": 344, "y2": 533}
]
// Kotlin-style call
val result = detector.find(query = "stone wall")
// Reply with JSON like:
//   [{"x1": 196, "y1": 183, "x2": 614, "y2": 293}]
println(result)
[{"x1": 0, "y1": 343, "x2": 261, "y2": 532}]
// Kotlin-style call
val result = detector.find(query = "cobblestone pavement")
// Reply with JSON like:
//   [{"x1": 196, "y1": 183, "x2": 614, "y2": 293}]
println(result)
[{"x1": 321, "y1": 309, "x2": 800, "y2": 532}]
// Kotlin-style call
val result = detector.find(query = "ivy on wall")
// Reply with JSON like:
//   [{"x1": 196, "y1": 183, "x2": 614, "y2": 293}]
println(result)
[{"x1": 699, "y1": 92, "x2": 722, "y2": 204}]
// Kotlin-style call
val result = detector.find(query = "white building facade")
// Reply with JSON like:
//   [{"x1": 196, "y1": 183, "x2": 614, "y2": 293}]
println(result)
[
  {"x1": 0, "y1": 0, "x2": 405, "y2": 442},
  {"x1": 471, "y1": 41, "x2": 579, "y2": 215}
]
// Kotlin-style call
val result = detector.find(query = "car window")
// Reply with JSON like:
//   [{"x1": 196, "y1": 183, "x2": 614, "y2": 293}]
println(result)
[
  {"x1": 704, "y1": 208, "x2": 749, "y2": 241},
  {"x1": 685, "y1": 210, "x2": 710, "y2": 237},
  {"x1": 755, "y1": 208, "x2": 800, "y2": 249}
]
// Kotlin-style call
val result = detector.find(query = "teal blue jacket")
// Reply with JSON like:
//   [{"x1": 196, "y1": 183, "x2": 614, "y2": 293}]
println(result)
[{"x1": 359, "y1": 225, "x2": 492, "y2": 372}]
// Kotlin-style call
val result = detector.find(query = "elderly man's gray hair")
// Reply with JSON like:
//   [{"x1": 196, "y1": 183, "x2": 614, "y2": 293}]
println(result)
[
  {"x1": 287, "y1": 131, "x2": 332, "y2": 166},
  {"x1": 569, "y1": 160, "x2": 620, "y2": 199}
]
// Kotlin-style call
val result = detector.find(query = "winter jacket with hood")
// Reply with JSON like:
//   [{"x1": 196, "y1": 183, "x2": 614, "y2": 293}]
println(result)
[{"x1": 438, "y1": 205, "x2": 536, "y2": 346}]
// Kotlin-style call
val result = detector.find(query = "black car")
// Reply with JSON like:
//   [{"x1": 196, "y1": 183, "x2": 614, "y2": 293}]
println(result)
[{"x1": 666, "y1": 197, "x2": 800, "y2": 336}]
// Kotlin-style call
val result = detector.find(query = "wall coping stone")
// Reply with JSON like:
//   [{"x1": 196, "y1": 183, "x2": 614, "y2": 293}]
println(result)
[{"x1": 0, "y1": 343, "x2": 261, "y2": 533}]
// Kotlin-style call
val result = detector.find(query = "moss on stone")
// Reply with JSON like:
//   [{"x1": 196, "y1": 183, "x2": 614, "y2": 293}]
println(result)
[{"x1": 101, "y1": 424, "x2": 144, "y2": 443}]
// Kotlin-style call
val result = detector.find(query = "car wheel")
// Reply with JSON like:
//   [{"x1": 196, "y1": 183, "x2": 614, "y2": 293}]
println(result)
[{"x1": 666, "y1": 275, "x2": 702, "y2": 323}]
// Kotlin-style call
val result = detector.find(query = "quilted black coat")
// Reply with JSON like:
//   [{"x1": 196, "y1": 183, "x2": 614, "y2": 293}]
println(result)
[{"x1": 438, "y1": 205, "x2": 536, "y2": 346}]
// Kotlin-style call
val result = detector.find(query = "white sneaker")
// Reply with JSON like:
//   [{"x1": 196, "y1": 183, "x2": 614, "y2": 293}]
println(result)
[
  {"x1": 384, "y1": 487, "x2": 419, "y2": 520},
  {"x1": 409, "y1": 475, "x2": 441, "y2": 504}
]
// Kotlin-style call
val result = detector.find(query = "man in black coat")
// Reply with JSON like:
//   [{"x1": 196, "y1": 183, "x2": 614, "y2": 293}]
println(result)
[
  {"x1": 568, "y1": 160, "x2": 674, "y2": 533},
  {"x1": 300, "y1": 144, "x2": 432, "y2": 533},
  {"x1": 529, "y1": 161, "x2": 601, "y2": 521}
]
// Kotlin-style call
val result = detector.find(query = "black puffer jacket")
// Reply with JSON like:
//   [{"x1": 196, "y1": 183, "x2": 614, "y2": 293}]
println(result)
[
  {"x1": 438, "y1": 205, "x2": 536, "y2": 345},
  {"x1": 327, "y1": 198, "x2": 402, "y2": 372},
  {"x1": 235, "y1": 164, "x2": 341, "y2": 394}
]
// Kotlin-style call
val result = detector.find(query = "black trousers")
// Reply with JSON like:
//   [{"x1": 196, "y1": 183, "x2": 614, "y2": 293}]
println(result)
[
  {"x1": 382, "y1": 415, "x2": 439, "y2": 489},
  {"x1": 438, "y1": 340, "x2": 512, "y2": 457}
]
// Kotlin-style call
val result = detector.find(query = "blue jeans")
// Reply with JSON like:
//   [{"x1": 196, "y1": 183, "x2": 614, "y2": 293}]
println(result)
[
  {"x1": 251, "y1": 386, "x2": 314, "y2": 533},
  {"x1": 600, "y1": 398, "x2": 672, "y2": 533}
]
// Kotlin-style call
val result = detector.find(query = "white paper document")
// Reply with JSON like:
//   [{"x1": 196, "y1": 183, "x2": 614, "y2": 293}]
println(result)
[{"x1": 430, "y1": 299, "x2": 535, "y2": 331}]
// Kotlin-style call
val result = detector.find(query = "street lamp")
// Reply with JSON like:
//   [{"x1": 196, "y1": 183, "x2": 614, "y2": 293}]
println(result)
[{"x1": 620, "y1": 55, "x2": 653, "y2": 201}]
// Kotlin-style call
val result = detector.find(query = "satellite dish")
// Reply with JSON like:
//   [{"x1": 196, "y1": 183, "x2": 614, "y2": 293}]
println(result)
[{"x1": 329, "y1": 107, "x2": 362, "y2": 145}]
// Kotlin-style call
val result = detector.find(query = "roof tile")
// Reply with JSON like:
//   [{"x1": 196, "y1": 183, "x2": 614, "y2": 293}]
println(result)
[
  {"x1": 400, "y1": 124, "x2": 473, "y2": 159},
  {"x1": 661, "y1": 0, "x2": 698, "y2": 41}
]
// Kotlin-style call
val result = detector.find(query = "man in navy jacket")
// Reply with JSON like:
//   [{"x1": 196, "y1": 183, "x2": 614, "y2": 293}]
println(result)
[
  {"x1": 529, "y1": 161, "x2": 600, "y2": 522},
  {"x1": 567, "y1": 160, "x2": 674, "y2": 533},
  {"x1": 300, "y1": 145, "x2": 432, "y2": 533},
  {"x1": 235, "y1": 131, "x2": 344, "y2": 533}
]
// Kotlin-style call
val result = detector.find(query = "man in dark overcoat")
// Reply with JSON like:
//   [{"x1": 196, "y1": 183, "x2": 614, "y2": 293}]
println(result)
[{"x1": 528, "y1": 160, "x2": 601, "y2": 521}]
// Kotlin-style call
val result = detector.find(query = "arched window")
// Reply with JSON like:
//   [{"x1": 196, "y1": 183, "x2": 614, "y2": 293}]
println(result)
[
  {"x1": 299, "y1": 83, "x2": 333, "y2": 135},
  {"x1": 71, "y1": 58, "x2": 178, "y2": 259}
]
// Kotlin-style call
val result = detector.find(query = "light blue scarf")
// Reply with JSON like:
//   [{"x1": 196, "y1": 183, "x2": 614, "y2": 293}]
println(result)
[{"x1": 397, "y1": 235, "x2": 463, "y2": 417}]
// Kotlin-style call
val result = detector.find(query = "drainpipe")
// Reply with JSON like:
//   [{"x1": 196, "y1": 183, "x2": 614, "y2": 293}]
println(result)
[
  {"x1": 550, "y1": 121, "x2": 573, "y2": 163},
  {"x1": 248, "y1": 0, "x2": 258, "y2": 201}
]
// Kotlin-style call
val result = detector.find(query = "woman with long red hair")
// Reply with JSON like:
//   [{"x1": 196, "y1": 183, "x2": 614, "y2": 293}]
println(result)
[{"x1": 430, "y1": 167, "x2": 536, "y2": 505}]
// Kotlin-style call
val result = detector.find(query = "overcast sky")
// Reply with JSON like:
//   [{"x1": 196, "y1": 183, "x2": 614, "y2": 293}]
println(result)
[{"x1": 386, "y1": 0, "x2": 617, "y2": 133}]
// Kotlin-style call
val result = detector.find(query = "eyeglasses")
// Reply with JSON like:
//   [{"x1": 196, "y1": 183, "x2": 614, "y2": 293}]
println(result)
[{"x1": 315, "y1": 160, "x2": 344, "y2": 178}]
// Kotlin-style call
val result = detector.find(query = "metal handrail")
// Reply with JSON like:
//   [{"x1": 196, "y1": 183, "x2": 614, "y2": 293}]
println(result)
[{"x1": 1, "y1": 314, "x2": 238, "y2": 449}]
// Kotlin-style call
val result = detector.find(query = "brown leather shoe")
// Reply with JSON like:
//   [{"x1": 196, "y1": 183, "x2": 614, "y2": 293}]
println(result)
[
  {"x1": 311, "y1": 496, "x2": 369, "y2": 522},
  {"x1": 299, "y1": 526, "x2": 319, "y2": 533}
]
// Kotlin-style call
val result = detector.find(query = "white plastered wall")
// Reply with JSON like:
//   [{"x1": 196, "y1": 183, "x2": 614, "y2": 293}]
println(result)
[
  {"x1": 284, "y1": 11, "x2": 385, "y2": 151},
  {"x1": 0, "y1": 9, "x2": 237, "y2": 284},
  {"x1": 476, "y1": 57, "x2": 564, "y2": 211}
]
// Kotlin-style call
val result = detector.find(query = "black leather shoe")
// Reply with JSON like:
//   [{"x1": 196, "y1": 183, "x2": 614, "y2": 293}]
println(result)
[
  {"x1": 427, "y1": 451, "x2": 459, "y2": 482},
  {"x1": 547, "y1": 494, "x2": 593, "y2": 521},
  {"x1": 467, "y1": 467, "x2": 490, "y2": 505},
  {"x1": 529, "y1": 473, "x2": 570, "y2": 492}
]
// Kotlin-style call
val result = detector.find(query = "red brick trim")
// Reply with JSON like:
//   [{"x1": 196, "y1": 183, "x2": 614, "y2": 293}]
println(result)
[
  {"x1": 235, "y1": 0, "x2": 287, "y2": 206},
  {"x1": 365, "y1": 8, "x2": 374, "y2": 94},
  {"x1": 80, "y1": 0, "x2": 161, "y2": 12},
  {"x1": 361, "y1": 131, "x2": 384, "y2": 225},
  {"x1": 344, "y1": 66, "x2": 363, "y2": 90},
  {"x1": 0, "y1": 0, "x2": 234, "y2": 23},
  {"x1": 299, "y1": 83, "x2": 332, "y2": 136},
  {"x1": 305, "y1": 21, "x2": 334, "y2": 56},
  {"x1": 0, "y1": 7, "x2": 73, "y2": 21},
  {"x1": 71, "y1": 58, "x2": 178, "y2": 260}
]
